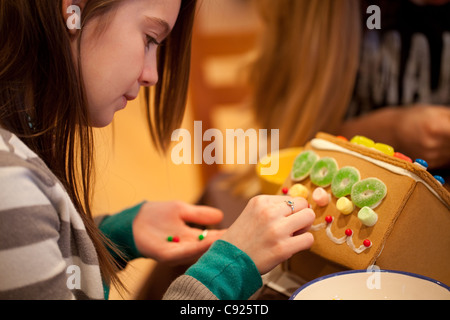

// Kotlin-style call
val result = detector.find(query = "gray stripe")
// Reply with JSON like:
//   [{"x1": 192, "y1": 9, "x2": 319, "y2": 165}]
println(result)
[
  {"x1": 73, "y1": 289, "x2": 99, "y2": 300},
  {"x1": 0, "y1": 205, "x2": 59, "y2": 251},
  {"x1": 163, "y1": 275, "x2": 218, "y2": 300},
  {"x1": 0, "y1": 205, "x2": 98, "y2": 266},
  {"x1": 0, "y1": 151, "x2": 57, "y2": 188},
  {"x1": 59, "y1": 220, "x2": 99, "y2": 265}
]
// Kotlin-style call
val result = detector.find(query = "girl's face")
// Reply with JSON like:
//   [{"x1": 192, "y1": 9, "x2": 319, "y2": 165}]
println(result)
[{"x1": 75, "y1": 0, "x2": 181, "y2": 127}]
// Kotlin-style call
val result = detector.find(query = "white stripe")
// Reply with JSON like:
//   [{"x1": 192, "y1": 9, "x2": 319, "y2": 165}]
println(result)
[
  {"x1": 0, "y1": 166, "x2": 87, "y2": 231},
  {"x1": 8, "y1": 134, "x2": 39, "y2": 160},
  {"x1": 0, "y1": 134, "x2": 8, "y2": 152},
  {"x1": 0, "y1": 167, "x2": 51, "y2": 211},
  {"x1": 0, "y1": 238, "x2": 66, "y2": 291},
  {"x1": 49, "y1": 183, "x2": 86, "y2": 231}
]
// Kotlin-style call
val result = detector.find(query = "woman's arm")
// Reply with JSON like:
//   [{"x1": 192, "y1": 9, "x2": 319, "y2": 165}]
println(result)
[{"x1": 340, "y1": 105, "x2": 450, "y2": 169}]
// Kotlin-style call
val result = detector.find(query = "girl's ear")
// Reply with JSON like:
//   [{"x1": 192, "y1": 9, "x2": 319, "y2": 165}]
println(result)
[{"x1": 62, "y1": 0, "x2": 87, "y2": 35}]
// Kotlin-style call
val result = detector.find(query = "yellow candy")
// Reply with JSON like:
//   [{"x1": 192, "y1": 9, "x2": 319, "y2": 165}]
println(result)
[
  {"x1": 374, "y1": 143, "x2": 395, "y2": 156},
  {"x1": 336, "y1": 197, "x2": 355, "y2": 215},
  {"x1": 288, "y1": 184, "x2": 309, "y2": 199},
  {"x1": 350, "y1": 136, "x2": 375, "y2": 148}
]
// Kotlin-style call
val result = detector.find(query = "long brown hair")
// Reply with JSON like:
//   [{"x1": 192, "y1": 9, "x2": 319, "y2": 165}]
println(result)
[
  {"x1": 251, "y1": 0, "x2": 361, "y2": 149},
  {"x1": 0, "y1": 0, "x2": 197, "y2": 294}
]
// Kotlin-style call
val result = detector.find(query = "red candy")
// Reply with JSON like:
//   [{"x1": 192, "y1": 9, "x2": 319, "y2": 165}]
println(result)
[
  {"x1": 173, "y1": 236, "x2": 180, "y2": 243},
  {"x1": 363, "y1": 239, "x2": 372, "y2": 247},
  {"x1": 325, "y1": 216, "x2": 333, "y2": 224},
  {"x1": 282, "y1": 187, "x2": 289, "y2": 195},
  {"x1": 394, "y1": 152, "x2": 412, "y2": 163},
  {"x1": 345, "y1": 229, "x2": 353, "y2": 237}
]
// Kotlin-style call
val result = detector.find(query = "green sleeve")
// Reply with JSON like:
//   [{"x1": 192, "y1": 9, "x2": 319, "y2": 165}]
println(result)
[
  {"x1": 98, "y1": 202, "x2": 145, "y2": 266},
  {"x1": 185, "y1": 240, "x2": 263, "y2": 300}
]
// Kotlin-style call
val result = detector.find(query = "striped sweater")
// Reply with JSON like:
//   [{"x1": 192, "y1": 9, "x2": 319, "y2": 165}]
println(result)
[
  {"x1": 0, "y1": 128, "x2": 104, "y2": 299},
  {"x1": 0, "y1": 128, "x2": 262, "y2": 300}
]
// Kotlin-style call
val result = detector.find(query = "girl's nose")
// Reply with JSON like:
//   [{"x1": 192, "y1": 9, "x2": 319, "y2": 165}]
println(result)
[{"x1": 139, "y1": 50, "x2": 159, "y2": 87}]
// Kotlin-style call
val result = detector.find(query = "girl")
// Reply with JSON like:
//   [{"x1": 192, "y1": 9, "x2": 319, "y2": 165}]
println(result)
[{"x1": 0, "y1": 0, "x2": 315, "y2": 300}]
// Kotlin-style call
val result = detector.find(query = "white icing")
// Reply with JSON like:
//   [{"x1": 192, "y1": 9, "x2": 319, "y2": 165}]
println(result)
[
  {"x1": 310, "y1": 222, "x2": 327, "y2": 232},
  {"x1": 347, "y1": 235, "x2": 371, "y2": 254},
  {"x1": 310, "y1": 139, "x2": 449, "y2": 209},
  {"x1": 326, "y1": 225, "x2": 346, "y2": 244},
  {"x1": 311, "y1": 218, "x2": 371, "y2": 254}
]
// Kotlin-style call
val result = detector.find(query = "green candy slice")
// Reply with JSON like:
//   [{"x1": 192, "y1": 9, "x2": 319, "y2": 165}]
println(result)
[
  {"x1": 331, "y1": 166, "x2": 361, "y2": 198},
  {"x1": 291, "y1": 150, "x2": 319, "y2": 181},
  {"x1": 351, "y1": 178, "x2": 387, "y2": 209},
  {"x1": 310, "y1": 157, "x2": 338, "y2": 187}
]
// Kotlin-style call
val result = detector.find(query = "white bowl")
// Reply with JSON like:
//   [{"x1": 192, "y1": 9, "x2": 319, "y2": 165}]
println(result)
[{"x1": 290, "y1": 270, "x2": 450, "y2": 300}]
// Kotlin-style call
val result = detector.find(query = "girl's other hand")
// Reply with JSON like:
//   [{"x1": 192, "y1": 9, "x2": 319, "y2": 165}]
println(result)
[{"x1": 133, "y1": 201, "x2": 226, "y2": 266}]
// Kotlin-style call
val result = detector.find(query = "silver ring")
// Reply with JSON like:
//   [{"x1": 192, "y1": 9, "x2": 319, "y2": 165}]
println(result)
[{"x1": 285, "y1": 200, "x2": 295, "y2": 213}]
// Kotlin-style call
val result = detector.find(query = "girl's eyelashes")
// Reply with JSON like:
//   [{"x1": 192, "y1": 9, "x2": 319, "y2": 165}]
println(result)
[{"x1": 146, "y1": 35, "x2": 161, "y2": 49}]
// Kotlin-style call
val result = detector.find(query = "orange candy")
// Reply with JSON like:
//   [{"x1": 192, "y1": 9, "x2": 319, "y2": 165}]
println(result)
[{"x1": 393, "y1": 152, "x2": 412, "y2": 163}]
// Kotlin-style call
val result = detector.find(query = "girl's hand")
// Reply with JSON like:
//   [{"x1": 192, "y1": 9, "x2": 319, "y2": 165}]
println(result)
[
  {"x1": 132, "y1": 201, "x2": 226, "y2": 266},
  {"x1": 221, "y1": 195, "x2": 315, "y2": 275}
]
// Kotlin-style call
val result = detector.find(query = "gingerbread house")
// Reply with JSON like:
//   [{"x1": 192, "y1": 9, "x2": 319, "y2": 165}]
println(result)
[{"x1": 281, "y1": 133, "x2": 450, "y2": 288}]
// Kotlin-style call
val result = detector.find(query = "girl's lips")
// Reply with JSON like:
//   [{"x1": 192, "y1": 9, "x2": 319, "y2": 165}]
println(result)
[
  {"x1": 120, "y1": 95, "x2": 138, "y2": 109},
  {"x1": 124, "y1": 94, "x2": 137, "y2": 101}
]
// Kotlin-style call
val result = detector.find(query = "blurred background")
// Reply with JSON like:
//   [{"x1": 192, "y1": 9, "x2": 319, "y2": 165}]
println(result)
[{"x1": 91, "y1": 0, "x2": 261, "y2": 299}]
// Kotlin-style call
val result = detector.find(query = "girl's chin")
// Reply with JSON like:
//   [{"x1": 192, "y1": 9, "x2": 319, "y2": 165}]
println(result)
[
  {"x1": 88, "y1": 100, "x2": 127, "y2": 128},
  {"x1": 88, "y1": 112, "x2": 116, "y2": 128}
]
